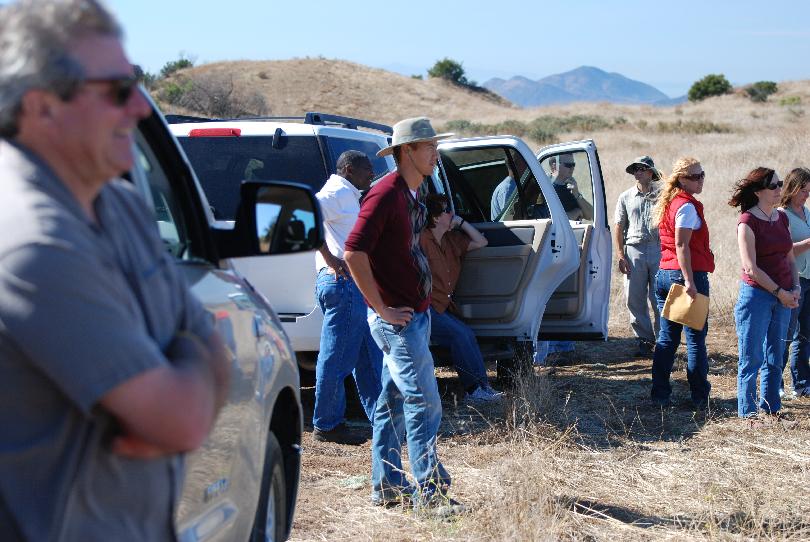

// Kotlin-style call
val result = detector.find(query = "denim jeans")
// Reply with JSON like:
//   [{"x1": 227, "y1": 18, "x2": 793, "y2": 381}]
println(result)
[
  {"x1": 429, "y1": 307, "x2": 488, "y2": 391},
  {"x1": 367, "y1": 310, "x2": 450, "y2": 502},
  {"x1": 624, "y1": 242, "x2": 661, "y2": 343},
  {"x1": 735, "y1": 282, "x2": 791, "y2": 416},
  {"x1": 313, "y1": 269, "x2": 382, "y2": 431},
  {"x1": 650, "y1": 269, "x2": 711, "y2": 404},
  {"x1": 784, "y1": 276, "x2": 810, "y2": 394}
]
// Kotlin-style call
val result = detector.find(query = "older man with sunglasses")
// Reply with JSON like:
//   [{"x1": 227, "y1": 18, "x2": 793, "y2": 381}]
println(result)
[
  {"x1": 614, "y1": 156, "x2": 662, "y2": 356},
  {"x1": 0, "y1": 1, "x2": 229, "y2": 540},
  {"x1": 551, "y1": 153, "x2": 594, "y2": 221}
]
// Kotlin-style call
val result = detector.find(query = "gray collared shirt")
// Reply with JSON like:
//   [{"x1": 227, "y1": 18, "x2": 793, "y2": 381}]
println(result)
[
  {"x1": 0, "y1": 140, "x2": 212, "y2": 541},
  {"x1": 614, "y1": 182, "x2": 661, "y2": 246}
]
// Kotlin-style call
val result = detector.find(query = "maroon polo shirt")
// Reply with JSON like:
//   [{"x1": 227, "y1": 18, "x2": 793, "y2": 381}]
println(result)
[{"x1": 345, "y1": 172, "x2": 431, "y2": 313}]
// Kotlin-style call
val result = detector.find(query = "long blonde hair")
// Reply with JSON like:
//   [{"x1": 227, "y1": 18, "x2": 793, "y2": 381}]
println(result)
[{"x1": 652, "y1": 156, "x2": 701, "y2": 226}]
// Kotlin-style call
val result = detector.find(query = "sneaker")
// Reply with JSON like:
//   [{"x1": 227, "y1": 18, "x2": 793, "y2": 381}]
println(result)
[
  {"x1": 371, "y1": 492, "x2": 413, "y2": 508},
  {"x1": 466, "y1": 385, "x2": 504, "y2": 403},
  {"x1": 312, "y1": 423, "x2": 367, "y2": 445},
  {"x1": 414, "y1": 493, "x2": 468, "y2": 519}
]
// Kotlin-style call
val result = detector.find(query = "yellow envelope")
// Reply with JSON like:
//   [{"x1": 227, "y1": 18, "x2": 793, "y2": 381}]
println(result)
[{"x1": 662, "y1": 283, "x2": 709, "y2": 330}]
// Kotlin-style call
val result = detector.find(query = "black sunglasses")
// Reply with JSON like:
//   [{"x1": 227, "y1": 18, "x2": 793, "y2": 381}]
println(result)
[
  {"x1": 681, "y1": 171, "x2": 706, "y2": 182},
  {"x1": 765, "y1": 181, "x2": 784, "y2": 190},
  {"x1": 441, "y1": 206, "x2": 452, "y2": 214},
  {"x1": 83, "y1": 75, "x2": 140, "y2": 106},
  {"x1": 634, "y1": 166, "x2": 649, "y2": 173},
  {"x1": 562, "y1": 162, "x2": 576, "y2": 168}
]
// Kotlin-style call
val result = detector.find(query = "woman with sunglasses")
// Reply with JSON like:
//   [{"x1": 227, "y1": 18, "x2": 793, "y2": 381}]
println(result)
[
  {"x1": 729, "y1": 168, "x2": 799, "y2": 419},
  {"x1": 649, "y1": 157, "x2": 715, "y2": 409},
  {"x1": 779, "y1": 167, "x2": 810, "y2": 398},
  {"x1": 419, "y1": 194, "x2": 502, "y2": 402}
]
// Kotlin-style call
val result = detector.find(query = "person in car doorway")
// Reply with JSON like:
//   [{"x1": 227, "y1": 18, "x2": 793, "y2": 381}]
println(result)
[
  {"x1": 312, "y1": 150, "x2": 383, "y2": 445},
  {"x1": 0, "y1": 1, "x2": 230, "y2": 540},
  {"x1": 421, "y1": 193, "x2": 503, "y2": 403},
  {"x1": 614, "y1": 156, "x2": 662, "y2": 357},
  {"x1": 551, "y1": 153, "x2": 593, "y2": 221},
  {"x1": 345, "y1": 117, "x2": 467, "y2": 517}
]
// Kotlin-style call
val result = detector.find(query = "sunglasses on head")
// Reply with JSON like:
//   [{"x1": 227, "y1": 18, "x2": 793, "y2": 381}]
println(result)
[
  {"x1": 764, "y1": 180, "x2": 784, "y2": 190},
  {"x1": 82, "y1": 75, "x2": 140, "y2": 106},
  {"x1": 681, "y1": 171, "x2": 705, "y2": 182}
]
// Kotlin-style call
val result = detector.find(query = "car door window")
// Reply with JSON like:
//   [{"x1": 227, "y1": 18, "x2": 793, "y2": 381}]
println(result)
[
  {"x1": 538, "y1": 151, "x2": 595, "y2": 224},
  {"x1": 326, "y1": 137, "x2": 393, "y2": 179},
  {"x1": 439, "y1": 147, "x2": 541, "y2": 223},
  {"x1": 133, "y1": 134, "x2": 191, "y2": 258}
]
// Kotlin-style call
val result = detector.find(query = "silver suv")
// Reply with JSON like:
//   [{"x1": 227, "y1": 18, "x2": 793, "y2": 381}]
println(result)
[{"x1": 135, "y1": 100, "x2": 321, "y2": 541}]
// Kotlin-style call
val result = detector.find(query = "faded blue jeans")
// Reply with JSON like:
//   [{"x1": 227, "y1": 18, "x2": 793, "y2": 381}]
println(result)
[
  {"x1": 429, "y1": 306, "x2": 488, "y2": 392},
  {"x1": 735, "y1": 282, "x2": 790, "y2": 417},
  {"x1": 367, "y1": 309, "x2": 450, "y2": 503},
  {"x1": 784, "y1": 276, "x2": 810, "y2": 395},
  {"x1": 650, "y1": 269, "x2": 711, "y2": 405},
  {"x1": 313, "y1": 269, "x2": 382, "y2": 431}
]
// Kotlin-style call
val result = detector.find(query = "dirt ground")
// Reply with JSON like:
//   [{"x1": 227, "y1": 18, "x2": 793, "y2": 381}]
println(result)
[{"x1": 289, "y1": 322, "x2": 810, "y2": 541}]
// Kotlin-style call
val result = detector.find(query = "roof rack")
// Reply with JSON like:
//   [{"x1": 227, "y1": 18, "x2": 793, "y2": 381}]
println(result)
[{"x1": 165, "y1": 112, "x2": 392, "y2": 135}]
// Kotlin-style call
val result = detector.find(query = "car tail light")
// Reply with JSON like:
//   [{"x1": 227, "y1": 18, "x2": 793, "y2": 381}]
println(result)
[{"x1": 188, "y1": 128, "x2": 241, "y2": 137}]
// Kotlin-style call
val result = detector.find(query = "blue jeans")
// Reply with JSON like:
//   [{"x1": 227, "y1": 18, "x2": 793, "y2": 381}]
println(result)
[
  {"x1": 651, "y1": 270, "x2": 711, "y2": 404},
  {"x1": 313, "y1": 269, "x2": 382, "y2": 431},
  {"x1": 367, "y1": 310, "x2": 449, "y2": 502},
  {"x1": 735, "y1": 282, "x2": 791, "y2": 416},
  {"x1": 784, "y1": 276, "x2": 810, "y2": 394},
  {"x1": 429, "y1": 307, "x2": 488, "y2": 391}
]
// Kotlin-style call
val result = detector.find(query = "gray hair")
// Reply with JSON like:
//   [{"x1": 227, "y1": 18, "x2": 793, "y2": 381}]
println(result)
[
  {"x1": 0, "y1": 0, "x2": 122, "y2": 138},
  {"x1": 336, "y1": 150, "x2": 371, "y2": 175}
]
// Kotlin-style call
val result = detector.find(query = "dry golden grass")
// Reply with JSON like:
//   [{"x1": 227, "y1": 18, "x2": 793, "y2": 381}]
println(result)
[{"x1": 163, "y1": 59, "x2": 810, "y2": 540}]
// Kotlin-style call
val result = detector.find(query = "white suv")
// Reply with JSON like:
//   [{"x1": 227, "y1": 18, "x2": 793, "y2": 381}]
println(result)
[
  {"x1": 169, "y1": 113, "x2": 396, "y2": 369},
  {"x1": 171, "y1": 114, "x2": 613, "y2": 374}
]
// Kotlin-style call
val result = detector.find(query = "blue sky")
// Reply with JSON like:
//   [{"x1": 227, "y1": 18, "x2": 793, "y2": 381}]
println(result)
[{"x1": 43, "y1": 1, "x2": 810, "y2": 97}]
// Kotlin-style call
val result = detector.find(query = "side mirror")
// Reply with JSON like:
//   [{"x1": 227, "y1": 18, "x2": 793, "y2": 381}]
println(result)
[{"x1": 216, "y1": 181, "x2": 324, "y2": 258}]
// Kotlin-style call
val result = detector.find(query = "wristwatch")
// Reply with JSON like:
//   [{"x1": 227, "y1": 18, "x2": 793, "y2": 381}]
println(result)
[{"x1": 772, "y1": 286, "x2": 781, "y2": 297}]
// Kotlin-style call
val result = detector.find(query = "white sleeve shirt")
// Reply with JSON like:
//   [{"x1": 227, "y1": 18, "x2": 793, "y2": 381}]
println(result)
[
  {"x1": 674, "y1": 202, "x2": 702, "y2": 230},
  {"x1": 314, "y1": 174, "x2": 362, "y2": 271}
]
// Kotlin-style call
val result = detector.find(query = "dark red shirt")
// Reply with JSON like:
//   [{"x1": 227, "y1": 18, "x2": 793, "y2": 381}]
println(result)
[
  {"x1": 345, "y1": 172, "x2": 432, "y2": 313},
  {"x1": 739, "y1": 210, "x2": 793, "y2": 291}
]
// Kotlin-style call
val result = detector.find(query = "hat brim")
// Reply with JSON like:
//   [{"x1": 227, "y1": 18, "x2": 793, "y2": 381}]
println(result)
[
  {"x1": 376, "y1": 133, "x2": 454, "y2": 158},
  {"x1": 626, "y1": 162, "x2": 661, "y2": 179}
]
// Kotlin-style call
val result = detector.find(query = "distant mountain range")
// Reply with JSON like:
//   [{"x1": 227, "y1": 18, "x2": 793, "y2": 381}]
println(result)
[{"x1": 483, "y1": 66, "x2": 686, "y2": 107}]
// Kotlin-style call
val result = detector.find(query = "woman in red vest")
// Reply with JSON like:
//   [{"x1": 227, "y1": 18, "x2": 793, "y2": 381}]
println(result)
[
  {"x1": 729, "y1": 168, "x2": 799, "y2": 419},
  {"x1": 650, "y1": 157, "x2": 715, "y2": 409}
]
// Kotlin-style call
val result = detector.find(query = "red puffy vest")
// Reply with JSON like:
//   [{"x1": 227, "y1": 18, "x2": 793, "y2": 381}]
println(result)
[{"x1": 659, "y1": 191, "x2": 715, "y2": 272}]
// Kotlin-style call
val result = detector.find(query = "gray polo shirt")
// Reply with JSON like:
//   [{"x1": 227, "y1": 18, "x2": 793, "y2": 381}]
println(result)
[
  {"x1": 0, "y1": 140, "x2": 212, "y2": 541},
  {"x1": 614, "y1": 183, "x2": 661, "y2": 247}
]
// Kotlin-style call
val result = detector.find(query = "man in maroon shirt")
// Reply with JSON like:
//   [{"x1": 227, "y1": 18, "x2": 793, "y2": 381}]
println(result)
[{"x1": 345, "y1": 117, "x2": 465, "y2": 516}]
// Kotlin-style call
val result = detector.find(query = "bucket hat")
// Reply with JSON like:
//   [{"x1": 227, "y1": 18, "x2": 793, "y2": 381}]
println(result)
[
  {"x1": 376, "y1": 117, "x2": 453, "y2": 157},
  {"x1": 625, "y1": 155, "x2": 661, "y2": 180}
]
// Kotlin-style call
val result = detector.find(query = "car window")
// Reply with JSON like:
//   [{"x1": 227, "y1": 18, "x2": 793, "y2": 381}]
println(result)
[
  {"x1": 178, "y1": 135, "x2": 328, "y2": 220},
  {"x1": 326, "y1": 137, "x2": 393, "y2": 179},
  {"x1": 134, "y1": 134, "x2": 191, "y2": 258},
  {"x1": 538, "y1": 150, "x2": 595, "y2": 223},
  {"x1": 439, "y1": 146, "x2": 542, "y2": 223}
]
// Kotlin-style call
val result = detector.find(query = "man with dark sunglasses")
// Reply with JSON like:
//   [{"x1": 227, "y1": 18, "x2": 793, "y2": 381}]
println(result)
[
  {"x1": 0, "y1": 1, "x2": 229, "y2": 540},
  {"x1": 550, "y1": 153, "x2": 593, "y2": 221},
  {"x1": 614, "y1": 156, "x2": 662, "y2": 356}
]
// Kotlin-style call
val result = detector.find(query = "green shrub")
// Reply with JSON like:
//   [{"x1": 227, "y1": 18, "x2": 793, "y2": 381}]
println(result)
[
  {"x1": 780, "y1": 95, "x2": 802, "y2": 106},
  {"x1": 159, "y1": 54, "x2": 194, "y2": 79},
  {"x1": 428, "y1": 58, "x2": 470, "y2": 86},
  {"x1": 688, "y1": 74, "x2": 732, "y2": 102},
  {"x1": 159, "y1": 79, "x2": 193, "y2": 104},
  {"x1": 411, "y1": 74, "x2": 423, "y2": 80},
  {"x1": 655, "y1": 119, "x2": 732, "y2": 134},
  {"x1": 745, "y1": 81, "x2": 778, "y2": 102}
]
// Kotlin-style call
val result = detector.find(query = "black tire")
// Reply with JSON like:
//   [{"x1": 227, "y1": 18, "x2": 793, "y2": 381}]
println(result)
[{"x1": 250, "y1": 432, "x2": 287, "y2": 542}]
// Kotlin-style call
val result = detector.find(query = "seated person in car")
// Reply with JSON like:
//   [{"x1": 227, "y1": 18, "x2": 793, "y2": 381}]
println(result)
[
  {"x1": 550, "y1": 153, "x2": 593, "y2": 221},
  {"x1": 420, "y1": 194, "x2": 503, "y2": 402}
]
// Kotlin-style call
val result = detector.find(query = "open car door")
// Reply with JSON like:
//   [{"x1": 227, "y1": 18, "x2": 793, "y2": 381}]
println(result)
[
  {"x1": 434, "y1": 136, "x2": 579, "y2": 347},
  {"x1": 536, "y1": 140, "x2": 611, "y2": 340}
]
